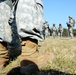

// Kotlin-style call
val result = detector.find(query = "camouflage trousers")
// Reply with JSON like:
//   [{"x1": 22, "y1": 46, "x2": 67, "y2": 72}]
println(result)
[
  {"x1": 58, "y1": 31, "x2": 63, "y2": 38},
  {"x1": 16, "y1": 0, "x2": 44, "y2": 41},
  {"x1": 68, "y1": 27, "x2": 73, "y2": 38},
  {"x1": 52, "y1": 31, "x2": 57, "y2": 38}
]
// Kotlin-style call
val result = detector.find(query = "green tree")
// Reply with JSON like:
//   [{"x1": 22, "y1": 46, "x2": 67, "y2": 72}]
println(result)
[
  {"x1": 63, "y1": 28, "x2": 68, "y2": 37},
  {"x1": 73, "y1": 29, "x2": 76, "y2": 37}
]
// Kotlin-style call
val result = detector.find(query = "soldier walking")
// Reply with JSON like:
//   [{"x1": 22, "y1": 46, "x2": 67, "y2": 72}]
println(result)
[
  {"x1": 51, "y1": 24, "x2": 57, "y2": 38},
  {"x1": 44, "y1": 21, "x2": 50, "y2": 38},
  {"x1": 66, "y1": 16, "x2": 75, "y2": 38},
  {"x1": 58, "y1": 24, "x2": 63, "y2": 38}
]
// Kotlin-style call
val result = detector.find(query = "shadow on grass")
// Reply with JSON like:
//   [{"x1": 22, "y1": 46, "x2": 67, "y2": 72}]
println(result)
[{"x1": 7, "y1": 60, "x2": 75, "y2": 75}]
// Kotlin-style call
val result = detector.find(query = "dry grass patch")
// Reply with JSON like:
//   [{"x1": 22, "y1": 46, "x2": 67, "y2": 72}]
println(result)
[
  {"x1": 38, "y1": 37, "x2": 76, "y2": 74},
  {"x1": 0, "y1": 37, "x2": 76, "y2": 75}
]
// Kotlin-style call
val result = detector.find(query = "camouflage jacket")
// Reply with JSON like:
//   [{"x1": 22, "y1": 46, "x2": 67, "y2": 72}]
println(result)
[
  {"x1": 58, "y1": 26, "x2": 63, "y2": 32},
  {"x1": 51, "y1": 26, "x2": 57, "y2": 32},
  {"x1": 67, "y1": 18, "x2": 75, "y2": 28}
]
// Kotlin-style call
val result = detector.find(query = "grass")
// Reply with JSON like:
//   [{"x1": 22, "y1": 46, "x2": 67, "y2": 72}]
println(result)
[
  {"x1": 0, "y1": 37, "x2": 76, "y2": 75},
  {"x1": 38, "y1": 37, "x2": 76, "y2": 74}
]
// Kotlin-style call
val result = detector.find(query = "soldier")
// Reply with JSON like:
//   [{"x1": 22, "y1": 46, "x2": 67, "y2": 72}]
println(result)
[
  {"x1": 0, "y1": 0, "x2": 51, "y2": 74},
  {"x1": 51, "y1": 24, "x2": 57, "y2": 38},
  {"x1": 58, "y1": 24, "x2": 63, "y2": 38},
  {"x1": 66, "y1": 16, "x2": 75, "y2": 38},
  {"x1": 44, "y1": 21, "x2": 50, "y2": 38},
  {"x1": 0, "y1": 0, "x2": 21, "y2": 71},
  {"x1": 16, "y1": 0, "x2": 50, "y2": 74}
]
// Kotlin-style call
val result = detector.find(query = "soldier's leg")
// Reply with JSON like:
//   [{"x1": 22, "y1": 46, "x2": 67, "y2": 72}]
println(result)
[
  {"x1": 53, "y1": 32, "x2": 56, "y2": 38},
  {"x1": 69, "y1": 28, "x2": 73, "y2": 38},
  {"x1": 68, "y1": 28, "x2": 70, "y2": 37},
  {"x1": 0, "y1": 42, "x2": 9, "y2": 70},
  {"x1": 52, "y1": 32, "x2": 54, "y2": 38},
  {"x1": 70, "y1": 32, "x2": 73, "y2": 38},
  {"x1": 58, "y1": 32, "x2": 60, "y2": 38},
  {"x1": 60, "y1": 32, "x2": 62, "y2": 38},
  {"x1": 60, "y1": 33, "x2": 62, "y2": 38},
  {"x1": 71, "y1": 29, "x2": 73, "y2": 38}
]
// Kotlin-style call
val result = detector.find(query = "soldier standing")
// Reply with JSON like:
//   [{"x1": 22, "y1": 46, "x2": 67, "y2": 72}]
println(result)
[
  {"x1": 51, "y1": 24, "x2": 57, "y2": 38},
  {"x1": 58, "y1": 24, "x2": 63, "y2": 38},
  {"x1": 44, "y1": 21, "x2": 50, "y2": 38},
  {"x1": 66, "y1": 16, "x2": 75, "y2": 38}
]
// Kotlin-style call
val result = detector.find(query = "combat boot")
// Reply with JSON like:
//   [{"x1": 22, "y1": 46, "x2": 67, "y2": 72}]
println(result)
[
  {"x1": 20, "y1": 38, "x2": 38, "y2": 74},
  {"x1": 20, "y1": 38, "x2": 51, "y2": 74},
  {"x1": 20, "y1": 38, "x2": 38, "y2": 64},
  {"x1": 0, "y1": 42, "x2": 9, "y2": 71}
]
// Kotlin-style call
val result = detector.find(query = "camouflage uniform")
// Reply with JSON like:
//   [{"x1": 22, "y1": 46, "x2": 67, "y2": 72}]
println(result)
[
  {"x1": 0, "y1": 0, "x2": 21, "y2": 70},
  {"x1": 44, "y1": 21, "x2": 50, "y2": 38},
  {"x1": 66, "y1": 16, "x2": 75, "y2": 38},
  {"x1": 16, "y1": 0, "x2": 49, "y2": 74},
  {"x1": 58, "y1": 24, "x2": 63, "y2": 38},
  {"x1": 51, "y1": 24, "x2": 57, "y2": 38}
]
